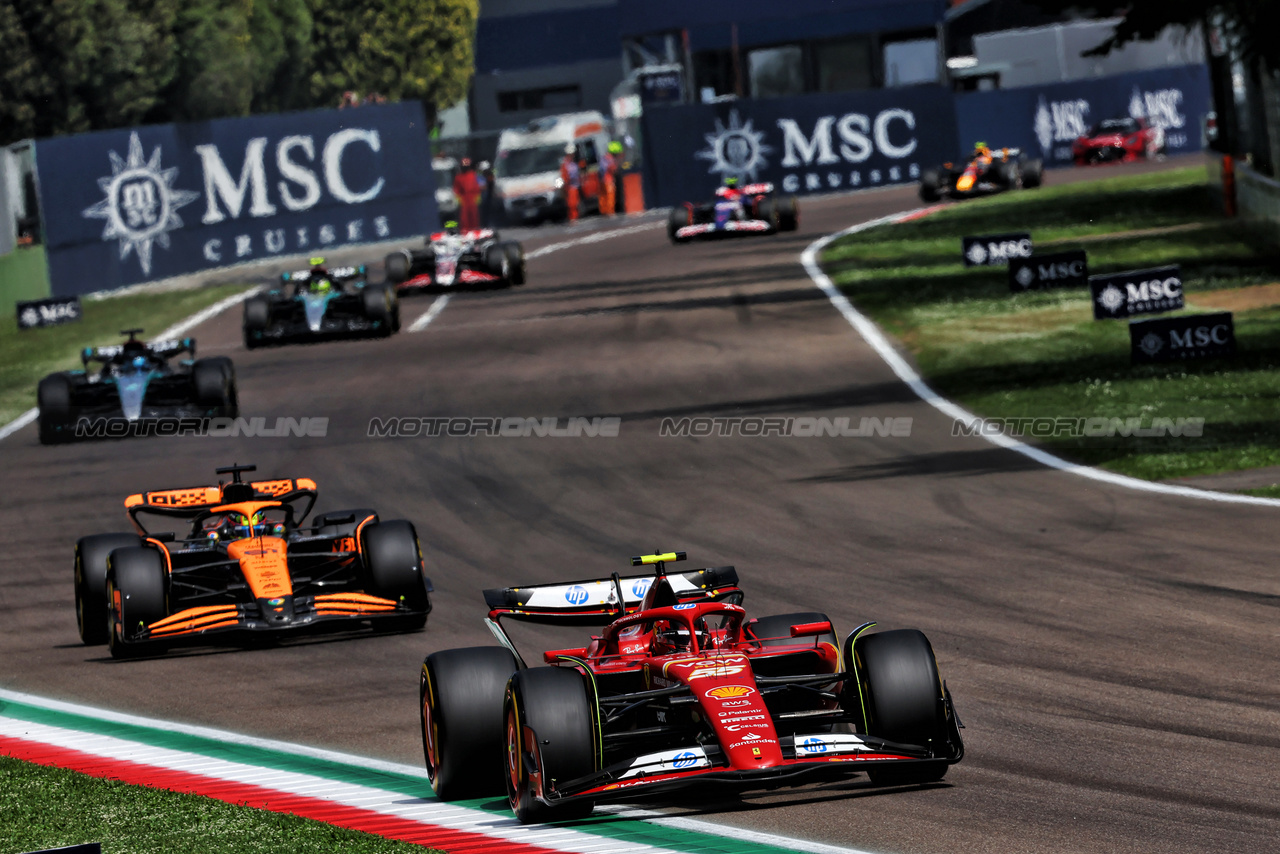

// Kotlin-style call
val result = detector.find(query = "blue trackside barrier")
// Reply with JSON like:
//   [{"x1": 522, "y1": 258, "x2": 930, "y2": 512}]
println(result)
[{"x1": 35, "y1": 102, "x2": 437, "y2": 297}]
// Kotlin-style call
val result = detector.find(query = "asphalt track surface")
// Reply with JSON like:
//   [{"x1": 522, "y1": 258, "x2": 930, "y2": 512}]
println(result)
[{"x1": 4, "y1": 158, "x2": 1279, "y2": 854}]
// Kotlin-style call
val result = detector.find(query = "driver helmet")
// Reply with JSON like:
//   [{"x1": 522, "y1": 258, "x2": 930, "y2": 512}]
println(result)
[
  {"x1": 231, "y1": 510, "x2": 270, "y2": 539},
  {"x1": 723, "y1": 175, "x2": 739, "y2": 188},
  {"x1": 608, "y1": 140, "x2": 623, "y2": 155},
  {"x1": 130, "y1": 355, "x2": 148, "y2": 370},
  {"x1": 973, "y1": 140, "x2": 990, "y2": 156},
  {"x1": 444, "y1": 219, "x2": 460, "y2": 235},
  {"x1": 564, "y1": 143, "x2": 576, "y2": 157}
]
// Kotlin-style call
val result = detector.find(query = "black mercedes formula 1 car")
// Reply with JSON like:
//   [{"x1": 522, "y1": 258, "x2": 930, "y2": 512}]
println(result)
[
  {"x1": 919, "y1": 145, "x2": 1043, "y2": 202},
  {"x1": 420, "y1": 551, "x2": 963, "y2": 823},
  {"x1": 242, "y1": 259, "x2": 400, "y2": 348},
  {"x1": 36, "y1": 329, "x2": 237, "y2": 445},
  {"x1": 75, "y1": 464, "x2": 432, "y2": 658},
  {"x1": 384, "y1": 227, "x2": 526, "y2": 294}
]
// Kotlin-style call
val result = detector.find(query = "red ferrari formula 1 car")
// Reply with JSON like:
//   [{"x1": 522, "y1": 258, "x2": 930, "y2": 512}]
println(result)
[
  {"x1": 420, "y1": 552, "x2": 963, "y2": 823},
  {"x1": 1072, "y1": 117, "x2": 1166, "y2": 165},
  {"x1": 384, "y1": 227, "x2": 526, "y2": 293},
  {"x1": 75, "y1": 464, "x2": 432, "y2": 658}
]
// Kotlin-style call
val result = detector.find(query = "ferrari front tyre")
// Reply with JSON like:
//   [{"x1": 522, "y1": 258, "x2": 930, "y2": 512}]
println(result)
[
  {"x1": 503, "y1": 242, "x2": 526, "y2": 285},
  {"x1": 505, "y1": 666, "x2": 597, "y2": 824},
  {"x1": 37, "y1": 373, "x2": 75, "y2": 445},
  {"x1": 106, "y1": 547, "x2": 168, "y2": 660},
  {"x1": 919, "y1": 170, "x2": 942, "y2": 202},
  {"x1": 852, "y1": 629, "x2": 949, "y2": 786},
  {"x1": 421, "y1": 646, "x2": 519, "y2": 799},
  {"x1": 361, "y1": 519, "x2": 429, "y2": 628},
  {"x1": 776, "y1": 195, "x2": 800, "y2": 232},
  {"x1": 75, "y1": 533, "x2": 142, "y2": 645}
]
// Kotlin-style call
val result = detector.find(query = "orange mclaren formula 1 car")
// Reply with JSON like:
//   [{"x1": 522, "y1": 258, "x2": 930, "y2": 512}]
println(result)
[
  {"x1": 74, "y1": 464, "x2": 432, "y2": 658},
  {"x1": 420, "y1": 552, "x2": 963, "y2": 823}
]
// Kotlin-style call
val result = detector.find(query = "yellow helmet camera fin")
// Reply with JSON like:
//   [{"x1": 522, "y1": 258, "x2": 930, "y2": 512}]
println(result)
[{"x1": 631, "y1": 551, "x2": 686, "y2": 567}]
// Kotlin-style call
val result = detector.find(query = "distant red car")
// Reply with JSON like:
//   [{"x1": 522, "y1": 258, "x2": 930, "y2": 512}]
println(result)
[{"x1": 1072, "y1": 117, "x2": 1165, "y2": 165}]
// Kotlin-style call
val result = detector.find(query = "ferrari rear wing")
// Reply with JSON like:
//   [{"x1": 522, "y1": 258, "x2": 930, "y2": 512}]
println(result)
[{"x1": 484, "y1": 565, "x2": 741, "y2": 625}]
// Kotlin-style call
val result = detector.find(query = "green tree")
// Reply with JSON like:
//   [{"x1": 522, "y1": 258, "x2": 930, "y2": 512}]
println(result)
[
  {"x1": 309, "y1": 0, "x2": 477, "y2": 121},
  {"x1": 248, "y1": 0, "x2": 314, "y2": 113},
  {"x1": 0, "y1": 0, "x2": 177, "y2": 143}
]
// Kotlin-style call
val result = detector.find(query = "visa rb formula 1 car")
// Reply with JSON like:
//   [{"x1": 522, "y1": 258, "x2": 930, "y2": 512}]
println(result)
[
  {"x1": 668, "y1": 182, "x2": 799, "y2": 244},
  {"x1": 242, "y1": 258, "x2": 400, "y2": 348},
  {"x1": 384, "y1": 227, "x2": 526, "y2": 293},
  {"x1": 37, "y1": 329, "x2": 236, "y2": 445},
  {"x1": 919, "y1": 143, "x2": 1043, "y2": 202},
  {"x1": 75, "y1": 464, "x2": 432, "y2": 658},
  {"x1": 421, "y1": 552, "x2": 963, "y2": 823}
]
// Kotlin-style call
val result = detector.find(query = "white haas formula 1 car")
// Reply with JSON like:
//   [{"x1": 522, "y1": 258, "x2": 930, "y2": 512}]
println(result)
[
  {"x1": 385, "y1": 228, "x2": 526, "y2": 293},
  {"x1": 668, "y1": 182, "x2": 799, "y2": 244}
]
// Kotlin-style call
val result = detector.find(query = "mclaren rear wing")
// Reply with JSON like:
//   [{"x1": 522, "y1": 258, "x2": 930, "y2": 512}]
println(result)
[{"x1": 484, "y1": 565, "x2": 741, "y2": 625}]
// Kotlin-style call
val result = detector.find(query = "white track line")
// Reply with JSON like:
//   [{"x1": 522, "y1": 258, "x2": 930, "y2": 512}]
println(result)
[
  {"x1": 0, "y1": 287, "x2": 259, "y2": 444},
  {"x1": 802, "y1": 212, "x2": 1280, "y2": 508},
  {"x1": 407, "y1": 293, "x2": 452, "y2": 332}
]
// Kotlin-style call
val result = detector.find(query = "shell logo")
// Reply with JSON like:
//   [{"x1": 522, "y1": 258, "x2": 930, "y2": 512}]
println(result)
[{"x1": 706, "y1": 685, "x2": 755, "y2": 700}]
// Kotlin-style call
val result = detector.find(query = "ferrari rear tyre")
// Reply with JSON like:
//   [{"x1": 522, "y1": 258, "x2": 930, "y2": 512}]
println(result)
[
  {"x1": 505, "y1": 666, "x2": 597, "y2": 823},
  {"x1": 853, "y1": 629, "x2": 949, "y2": 785},
  {"x1": 362, "y1": 519, "x2": 430, "y2": 628},
  {"x1": 37, "y1": 373, "x2": 75, "y2": 445},
  {"x1": 421, "y1": 646, "x2": 519, "y2": 799},
  {"x1": 503, "y1": 242, "x2": 526, "y2": 285},
  {"x1": 75, "y1": 533, "x2": 142, "y2": 645},
  {"x1": 106, "y1": 547, "x2": 168, "y2": 659}
]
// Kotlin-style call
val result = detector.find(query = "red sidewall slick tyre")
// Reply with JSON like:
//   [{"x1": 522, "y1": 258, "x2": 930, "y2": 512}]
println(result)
[
  {"x1": 504, "y1": 666, "x2": 597, "y2": 824},
  {"x1": 421, "y1": 647, "x2": 519, "y2": 799}
]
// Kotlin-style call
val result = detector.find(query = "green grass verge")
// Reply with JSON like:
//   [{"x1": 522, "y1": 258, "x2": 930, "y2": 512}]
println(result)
[
  {"x1": 823, "y1": 166, "x2": 1280, "y2": 482},
  {"x1": 0, "y1": 246, "x2": 51, "y2": 305},
  {"x1": 1, "y1": 284, "x2": 252, "y2": 426},
  {"x1": 0, "y1": 756, "x2": 439, "y2": 854}
]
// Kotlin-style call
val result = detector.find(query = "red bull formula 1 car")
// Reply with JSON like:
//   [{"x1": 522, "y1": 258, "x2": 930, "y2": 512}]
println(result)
[
  {"x1": 668, "y1": 182, "x2": 799, "y2": 244},
  {"x1": 74, "y1": 464, "x2": 432, "y2": 658},
  {"x1": 919, "y1": 144, "x2": 1043, "y2": 202},
  {"x1": 420, "y1": 552, "x2": 963, "y2": 823},
  {"x1": 385, "y1": 228, "x2": 526, "y2": 293}
]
